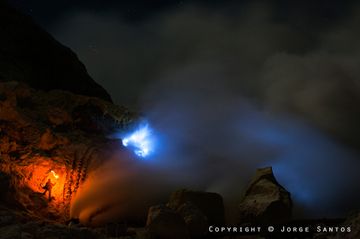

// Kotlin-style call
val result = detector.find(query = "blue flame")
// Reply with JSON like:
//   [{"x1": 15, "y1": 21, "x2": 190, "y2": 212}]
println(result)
[{"x1": 122, "y1": 123, "x2": 155, "y2": 158}]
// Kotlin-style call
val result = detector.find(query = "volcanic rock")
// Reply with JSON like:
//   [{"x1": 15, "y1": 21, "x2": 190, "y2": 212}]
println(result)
[
  {"x1": 38, "y1": 128, "x2": 69, "y2": 151},
  {"x1": 0, "y1": 224, "x2": 22, "y2": 239},
  {"x1": 0, "y1": 208, "x2": 17, "y2": 227},
  {"x1": 0, "y1": 82, "x2": 136, "y2": 222},
  {"x1": 338, "y1": 213, "x2": 360, "y2": 239},
  {"x1": 237, "y1": 167, "x2": 292, "y2": 225},
  {"x1": 167, "y1": 189, "x2": 225, "y2": 226},
  {"x1": 0, "y1": 221, "x2": 103, "y2": 239},
  {"x1": 146, "y1": 204, "x2": 190, "y2": 239},
  {"x1": 0, "y1": 1, "x2": 111, "y2": 102},
  {"x1": 176, "y1": 202, "x2": 208, "y2": 238},
  {"x1": 0, "y1": 172, "x2": 13, "y2": 204},
  {"x1": 313, "y1": 212, "x2": 359, "y2": 239}
]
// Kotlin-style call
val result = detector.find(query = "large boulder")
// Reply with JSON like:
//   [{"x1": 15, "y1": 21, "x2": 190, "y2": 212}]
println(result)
[
  {"x1": 176, "y1": 202, "x2": 208, "y2": 238},
  {"x1": 146, "y1": 204, "x2": 190, "y2": 239},
  {"x1": 237, "y1": 167, "x2": 292, "y2": 225},
  {"x1": 0, "y1": 1, "x2": 111, "y2": 102},
  {"x1": 167, "y1": 189, "x2": 225, "y2": 226}
]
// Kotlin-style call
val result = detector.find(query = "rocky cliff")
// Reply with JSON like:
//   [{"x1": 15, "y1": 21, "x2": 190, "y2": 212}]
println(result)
[
  {"x1": 0, "y1": 82, "x2": 135, "y2": 224},
  {"x1": 0, "y1": 1, "x2": 112, "y2": 102}
]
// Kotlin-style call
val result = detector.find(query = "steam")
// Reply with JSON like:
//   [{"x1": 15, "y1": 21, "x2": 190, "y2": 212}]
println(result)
[{"x1": 55, "y1": 1, "x2": 360, "y2": 224}]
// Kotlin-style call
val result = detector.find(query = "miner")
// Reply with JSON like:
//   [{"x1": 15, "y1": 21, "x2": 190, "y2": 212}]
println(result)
[{"x1": 42, "y1": 178, "x2": 55, "y2": 201}]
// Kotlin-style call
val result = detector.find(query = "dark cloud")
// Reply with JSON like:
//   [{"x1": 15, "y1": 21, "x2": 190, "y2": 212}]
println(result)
[{"x1": 49, "y1": 0, "x2": 360, "y2": 222}]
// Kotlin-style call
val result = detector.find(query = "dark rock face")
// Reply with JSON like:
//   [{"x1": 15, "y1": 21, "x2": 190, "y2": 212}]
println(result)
[
  {"x1": 146, "y1": 205, "x2": 190, "y2": 239},
  {"x1": 168, "y1": 189, "x2": 225, "y2": 226},
  {"x1": 0, "y1": 1, "x2": 112, "y2": 102},
  {"x1": 237, "y1": 167, "x2": 292, "y2": 225}
]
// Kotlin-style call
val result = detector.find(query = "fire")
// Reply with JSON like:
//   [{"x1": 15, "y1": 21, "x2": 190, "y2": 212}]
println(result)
[{"x1": 51, "y1": 170, "x2": 59, "y2": 179}]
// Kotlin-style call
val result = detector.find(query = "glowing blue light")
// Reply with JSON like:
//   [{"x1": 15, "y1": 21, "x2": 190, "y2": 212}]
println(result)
[{"x1": 122, "y1": 123, "x2": 155, "y2": 158}]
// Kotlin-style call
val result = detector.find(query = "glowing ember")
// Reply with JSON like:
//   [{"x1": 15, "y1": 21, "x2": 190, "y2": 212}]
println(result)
[
  {"x1": 122, "y1": 123, "x2": 155, "y2": 158},
  {"x1": 51, "y1": 170, "x2": 59, "y2": 179}
]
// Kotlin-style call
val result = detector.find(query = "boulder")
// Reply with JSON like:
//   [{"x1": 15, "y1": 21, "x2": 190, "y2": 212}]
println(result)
[
  {"x1": 237, "y1": 167, "x2": 292, "y2": 225},
  {"x1": 176, "y1": 202, "x2": 208, "y2": 238},
  {"x1": 146, "y1": 204, "x2": 190, "y2": 239},
  {"x1": 168, "y1": 189, "x2": 225, "y2": 225}
]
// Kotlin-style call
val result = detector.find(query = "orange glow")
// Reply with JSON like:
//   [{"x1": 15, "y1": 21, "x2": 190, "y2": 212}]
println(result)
[
  {"x1": 51, "y1": 170, "x2": 59, "y2": 179},
  {"x1": 20, "y1": 158, "x2": 67, "y2": 205}
]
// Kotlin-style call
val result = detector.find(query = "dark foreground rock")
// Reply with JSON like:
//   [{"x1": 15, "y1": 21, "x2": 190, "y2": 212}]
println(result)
[
  {"x1": 0, "y1": 222, "x2": 103, "y2": 239},
  {"x1": 176, "y1": 202, "x2": 208, "y2": 238},
  {"x1": 146, "y1": 205, "x2": 190, "y2": 239},
  {"x1": 166, "y1": 189, "x2": 225, "y2": 238},
  {"x1": 313, "y1": 212, "x2": 359, "y2": 239},
  {"x1": 0, "y1": 1, "x2": 111, "y2": 101},
  {"x1": 168, "y1": 189, "x2": 225, "y2": 225},
  {"x1": 237, "y1": 167, "x2": 292, "y2": 225}
]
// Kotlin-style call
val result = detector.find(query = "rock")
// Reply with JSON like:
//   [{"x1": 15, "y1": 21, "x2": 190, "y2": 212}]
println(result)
[
  {"x1": 0, "y1": 136, "x2": 18, "y2": 155},
  {"x1": 72, "y1": 102, "x2": 110, "y2": 133},
  {"x1": 21, "y1": 232, "x2": 34, "y2": 239},
  {"x1": 0, "y1": 225, "x2": 22, "y2": 239},
  {"x1": 0, "y1": 172, "x2": 13, "y2": 203},
  {"x1": 67, "y1": 218, "x2": 80, "y2": 227},
  {"x1": 47, "y1": 108, "x2": 73, "y2": 127},
  {"x1": 36, "y1": 223, "x2": 101, "y2": 239},
  {"x1": 0, "y1": 82, "x2": 136, "y2": 223},
  {"x1": 167, "y1": 189, "x2": 225, "y2": 225},
  {"x1": 313, "y1": 212, "x2": 359, "y2": 239},
  {"x1": 176, "y1": 202, "x2": 208, "y2": 238},
  {"x1": 38, "y1": 129, "x2": 57, "y2": 151},
  {"x1": 0, "y1": 1, "x2": 111, "y2": 102},
  {"x1": 146, "y1": 204, "x2": 190, "y2": 239},
  {"x1": 38, "y1": 128, "x2": 69, "y2": 151},
  {"x1": 0, "y1": 208, "x2": 16, "y2": 227},
  {"x1": 104, "y1": 222, "x2": 127, "y2": 237},
  {"x1": 237, "y1": 167, "x2": 292, "y2": 225},
  {"x1": 341, "y1": 213, "x2": 360, "y2": 239}
]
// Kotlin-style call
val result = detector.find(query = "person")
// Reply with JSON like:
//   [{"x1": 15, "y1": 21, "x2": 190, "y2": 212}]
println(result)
[{"x1": 42, "y1": 178, "x2": 55, "y2": 201}]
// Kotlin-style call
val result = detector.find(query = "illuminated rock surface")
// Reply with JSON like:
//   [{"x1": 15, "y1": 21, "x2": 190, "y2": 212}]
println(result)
[
  {"x1": 0, "y1": 82, "x2": 135, "y2": 224},
  {"x1": 237, "y1": 167, "x2": 292, "y2": 225}
]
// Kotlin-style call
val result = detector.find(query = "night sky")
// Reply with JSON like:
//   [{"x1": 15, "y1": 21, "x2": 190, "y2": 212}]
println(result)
[
  {"x1": 7, "y1": 0, "x2": 358, "y2": 106},
  {"x1": 6, "y1": 0, "x2": 360, "y2": 218},
  {"x1": 7, "y1": 0, "x2": 354, "y2": 25}
]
